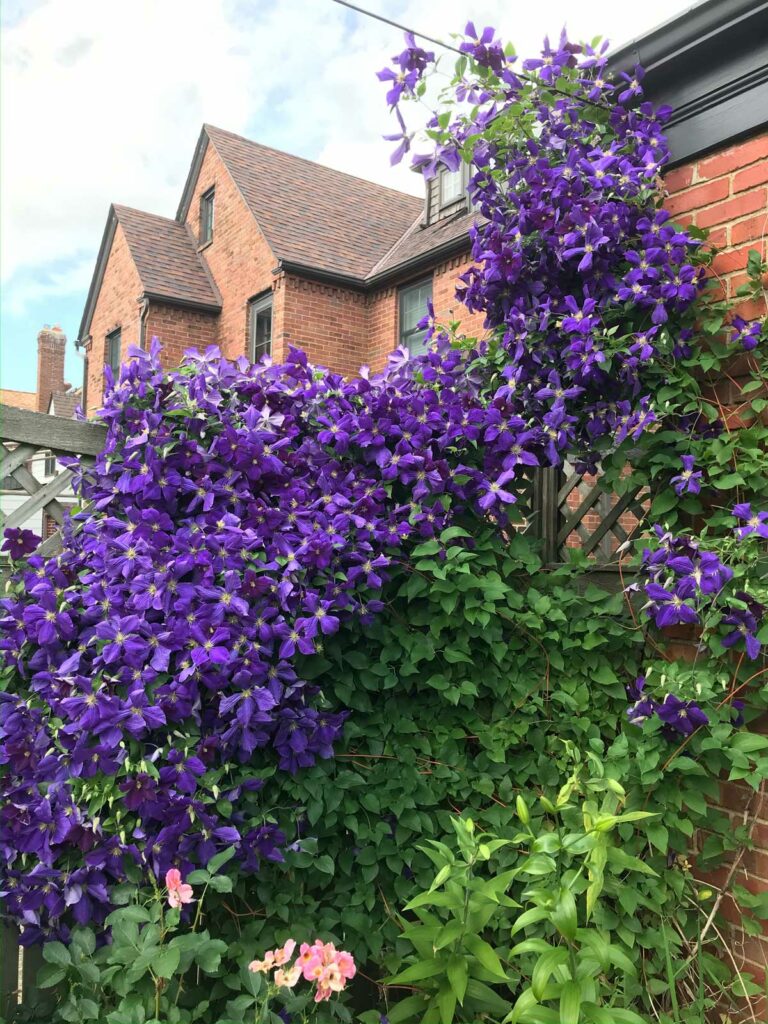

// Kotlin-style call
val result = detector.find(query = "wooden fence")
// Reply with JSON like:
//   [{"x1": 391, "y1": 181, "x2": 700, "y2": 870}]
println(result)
[{"x1": 0, "y1": 402, "x2": 645, "y2": 1016}]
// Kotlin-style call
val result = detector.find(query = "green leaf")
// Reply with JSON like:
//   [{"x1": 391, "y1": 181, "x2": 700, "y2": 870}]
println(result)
[
  {"x1": 186, "y1": 869, "x2": 210, "y2": 885},
  {"x1": 551, "y1": 888, "x2": 578, "y2": 941},
  {"x1": 386, "y1": 995, "x2": 429, "y2": 1023},
  {"x1": 315, "y1": 854, "x2": 335, "y2": 875},
  {"x1": 465, "y1": 934, "x2": 507, "y2": 979},
  {"x1": 208, "y1": 874, "x2": 234, "y2": 892},
  {"x1": 78, "y1": 999, "x2": 100, "y2": 1020},
  {"x1": 195, "y1": 939, "x2": 227, "y2": 973},
  {"x1": 154, "y1": 944, "x2": 181, "y2": 979},
  {"x1": 581, "y1": 1006, "x2": 647, "y2": 1024},
  {"x1": 387, "y1": 960, "x2": 446, "y2": 985},
  {"x1": 465, "y1": 978, "x2": 512, "y2": 1014},
  {"x1": 731, "y1": 733, "x2": 768, "y2": 753},
  {"x1": 559, "y1": 980, "x2": 582, "y2": 1024},
  {"x1": 532, "y1": 947, "x2": 569, "y2": 1000},
  {"x1": 511, "y1": 907, "x2": 550, "y2": 935},
  {"x1": 605, "y1": 944, "x2": 637, "y2": 975},
  {"x1": 105, "y1": 905, "x2": 152, "y2": 927},
  {"x1": 436, "y1": 984, "x2": 457, "y2": 1023},
  {"x1": 42, "y1": 941, "x2": 71, "y2": 966},
  {"x1": 37, "y1": 963, "x2": 66, "y2": 988},
  {"x1": 447, "y1": 954, "x2": 469, "y2": 1003},
  {"x1": 207, "y1": 845, "x2": 236, "y2": 874}
]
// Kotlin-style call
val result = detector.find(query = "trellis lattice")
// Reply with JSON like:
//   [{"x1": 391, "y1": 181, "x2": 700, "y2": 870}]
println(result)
[
  {"x1": 0, "y1": 404, "x2": 106, "y2": 568},
  {"x1": 555, "y1": 462, "x2": 651, "y2": 562}
]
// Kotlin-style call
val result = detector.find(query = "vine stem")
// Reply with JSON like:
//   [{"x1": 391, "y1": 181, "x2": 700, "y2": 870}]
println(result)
[{"x1": 688, "y1": 780, "x2": 766, "y2": 961}]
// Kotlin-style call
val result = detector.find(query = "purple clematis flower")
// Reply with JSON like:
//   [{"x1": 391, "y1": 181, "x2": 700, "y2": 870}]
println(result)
[
  {"x1": 733, "y1": 503, "x2": 768, "y2": 539},
  {"x1": 656, "y1": 694, "x2": 708, "y2": 736},
  {"x1": 671, "y1": 455, "x2": 702, "y2": 495}
]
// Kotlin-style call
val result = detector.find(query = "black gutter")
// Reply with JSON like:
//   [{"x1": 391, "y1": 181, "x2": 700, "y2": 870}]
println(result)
[
  {"x1": 275, "y1": 260, "x2": 368, "y2": 292},
  {"x1": 365, "y1": 233, "x2": 471, "y2": 290},
  {"x1": 277, "y1": 231, "x2": 473, "y2": 294},
  {"x1": 608, "y1": 0, "x2": 768, "y2": 165},
  {"x1": 140, "y1": 292, "x2": 221, "y2": 314}
]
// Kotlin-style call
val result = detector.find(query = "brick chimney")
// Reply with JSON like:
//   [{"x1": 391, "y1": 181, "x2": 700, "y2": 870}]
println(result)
[{"x1": 36, "y1": 324, "x2": 67, "y2": 413}]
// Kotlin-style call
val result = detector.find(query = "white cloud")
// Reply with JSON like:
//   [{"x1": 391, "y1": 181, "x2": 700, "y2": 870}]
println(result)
[{"x1": 2, "y1": 0, "x2": 697, "y2": 319}]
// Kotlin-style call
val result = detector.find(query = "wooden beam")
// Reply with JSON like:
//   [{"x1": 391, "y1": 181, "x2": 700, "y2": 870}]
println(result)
[
  {"x1": 0, "y1": 443, "x2": 38, "y2": 479},
  {"x1": 0, "y1": 404, "x2": 106, "y2": 456}
]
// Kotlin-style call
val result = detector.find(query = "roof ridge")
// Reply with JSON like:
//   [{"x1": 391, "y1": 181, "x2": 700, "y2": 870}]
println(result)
[
  {"x1": 204, "y1": 124, "x2": 422, "y2": 205},
  {"x1": 113, "y1": 203, "x2": 184, "y2": 227}
]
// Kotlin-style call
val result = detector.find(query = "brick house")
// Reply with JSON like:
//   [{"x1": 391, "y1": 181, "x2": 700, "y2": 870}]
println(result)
[
  {"x1": 76, "y1": 2, "x2": 768, "y2": 421},
  {"x1": 77, "y1": 123, "x2": 482, "y2": 416}
]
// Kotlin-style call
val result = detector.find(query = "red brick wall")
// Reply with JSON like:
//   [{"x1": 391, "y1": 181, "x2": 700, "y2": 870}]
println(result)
[
  {"x1": 666, "y1": 132, "x2": 768, "y2": 1001},
  {"x1": 280, "y1": 276, "x2": 369, "y2": 377},
  {"x1": 183, "y1": 138, "x2": 277, "y2": 362},
  {"x1": 366, "y1": 252, "x2": 483, "y2": 371},
  {"x1": 84, "y1": 222, "x2": 144, "y2": 416},
  {"x1": 144, "y1": 303, "x2": 219, "y2": 369}
]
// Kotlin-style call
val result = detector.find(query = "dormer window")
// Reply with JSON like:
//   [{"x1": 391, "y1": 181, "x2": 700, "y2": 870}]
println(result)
[
  {"x1": 425, "y1": 164, "x2": 469, "y2": 225},
  {"x1": 200, "y1": 187, "x2": 215, "y2": 244},
  {"x1": 439, "y1": 166, "x2": 464, "y2": 207}
]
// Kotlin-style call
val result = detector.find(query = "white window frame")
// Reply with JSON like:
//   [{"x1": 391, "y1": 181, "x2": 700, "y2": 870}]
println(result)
[
  {"x1": 399, "y1": 278, "x2": 433, "y2": 357},
  {"x1": 439, "y1": 165, "x2": 465, "y2": 207},
  {"x1": 248, "y1": 293, "x2": 273, "y2": 362},
  {"x1": 200, "y1": 187, "x2": 215, "y2": 244}
]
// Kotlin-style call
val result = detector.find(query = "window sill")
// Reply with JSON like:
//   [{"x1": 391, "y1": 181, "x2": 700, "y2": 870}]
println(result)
[{"x1": 197, "y1": 240, "x2": 213, "y2": 253}]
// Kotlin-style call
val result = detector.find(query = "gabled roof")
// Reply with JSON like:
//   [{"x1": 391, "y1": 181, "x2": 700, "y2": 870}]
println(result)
[
  {"x1": 78, "y1": 205, "x2": 221, "y2": 344},
  {"x1": 49, "y1": 389, "x2": 81, "y2": 419},
  {"x1": 178, "y1": 125, "x2": 424, "y2": 283},
  {"x1": 115, "y1": 206, "x2": 221, "y2": 309},
  {"x1": 368, "y1": 208, "x2": 476, "y2": 284}
]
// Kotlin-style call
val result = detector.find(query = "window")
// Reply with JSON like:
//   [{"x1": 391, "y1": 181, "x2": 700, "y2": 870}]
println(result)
[
  {"x1": 106, "y1": 328, "x2": 122, "y2": 378},
  {"x1": 248, "y1": 294, "x2": 273, "y2": 362},
  {"x1": 44, "y1": 452, "x2": 56, "y2": 477},
  {"x1": 200, "y1": 187, "x2": 215, "y2": 244},
  {"x1": 439, "y1": 166, "x2": 464, "y2": 207},
  {"x1": 399, "y1": 278, "x2": 432, "y2": 356}
]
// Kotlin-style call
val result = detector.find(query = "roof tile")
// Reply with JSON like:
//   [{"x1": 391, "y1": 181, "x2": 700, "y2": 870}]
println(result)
[
  {"x1": 113, "y1": 205, "x2": 221, "y2": 309},
  {"x1": 205, "y1": 126, "x2": 423, "y2": 282}
]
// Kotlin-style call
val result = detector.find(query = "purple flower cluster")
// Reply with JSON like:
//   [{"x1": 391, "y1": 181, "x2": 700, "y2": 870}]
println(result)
[
  {"x1": 640, "y1": 526, "x2": 732, "y2": 628},
  {"x1": 380, "y1": 26, "x2": 714, "y2": 473},
  {"x1": 639, "y1": 526, "x2": 764, "y2": 660},
  {"x1": 626, "y1": 676, "x2": 709, "y2": 738},
  {"x1": 0, "y1": 335, "x2": 562, "y2": 937}
]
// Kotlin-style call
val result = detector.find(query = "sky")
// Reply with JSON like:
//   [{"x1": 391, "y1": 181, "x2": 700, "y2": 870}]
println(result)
[{"x1": 1, "y1": 0, "x2": 700, "y2": 393}]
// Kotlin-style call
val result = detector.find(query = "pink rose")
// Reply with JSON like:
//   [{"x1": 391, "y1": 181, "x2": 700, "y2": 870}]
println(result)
[{"x1": 164, "y1": 868, "x2": 194, "y2": 908}]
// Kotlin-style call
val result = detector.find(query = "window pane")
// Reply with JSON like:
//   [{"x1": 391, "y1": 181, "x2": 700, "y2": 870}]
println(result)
[
  {"x1": 407, "y1": 329, "x2": 429, "y2": 357},
  {"x1": 200, "y1": 189, "x2": 214, "y2": 243},
  {"x1": 399, "y1": 279, "x2": 432, "y2": 353},
  {"x1": 106, "y1": 330, "x2": 121, "y2": 376},
  {"x1": 440, "y1": 168, "x2": 464, "y2": 205},
  {"x1": 249, "y1": 298, "x2": 273, "y2": 361}
]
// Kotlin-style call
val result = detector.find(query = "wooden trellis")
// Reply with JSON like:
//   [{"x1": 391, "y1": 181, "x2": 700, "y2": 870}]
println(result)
[{"x1": 0, "y1": 404, "x2": 106, "y2": 573}]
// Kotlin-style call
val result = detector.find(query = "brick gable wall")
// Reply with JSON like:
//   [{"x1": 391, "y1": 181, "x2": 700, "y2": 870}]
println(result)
[
  {"x1": 83, "y1": 222, "x2": 143, "y2": 416},
  {"x1": 182, "y1": 141, "x2": 277, "y2": 362}
]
